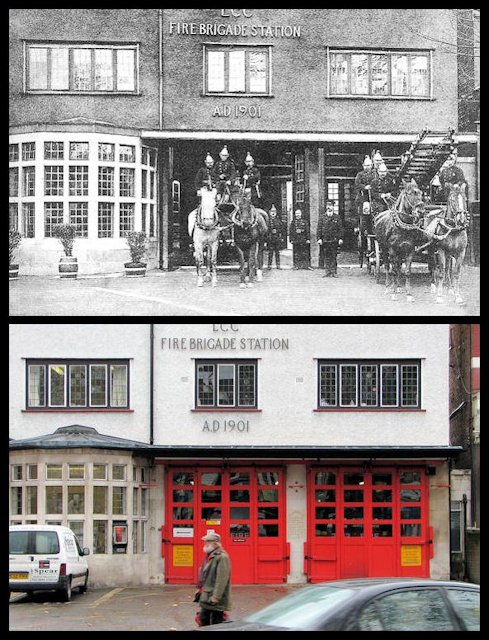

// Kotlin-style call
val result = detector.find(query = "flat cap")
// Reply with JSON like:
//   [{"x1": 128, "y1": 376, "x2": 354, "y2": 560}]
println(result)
[{"x1": 202, "y1": 532, "x2": 221, "y2": 542}]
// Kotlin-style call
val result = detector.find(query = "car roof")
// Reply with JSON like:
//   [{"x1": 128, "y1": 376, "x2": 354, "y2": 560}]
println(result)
[
  {"x1": 313, "y1": 578, "x2": 479, "y2": 590},
  {"x1": 9, "y1": 525, "x2": 72, "y2": 532}
]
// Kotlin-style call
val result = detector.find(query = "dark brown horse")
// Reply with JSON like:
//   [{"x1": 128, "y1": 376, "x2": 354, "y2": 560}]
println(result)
[
  {"x1": 232, "y1": 192, "x2": 269, "y2": 289},
  {"x1": 374, "y1": 180, "x2": 425, "y2": 302},
  {"x1": 427, "y1": 184, "x2": 469, "y2": 305}
]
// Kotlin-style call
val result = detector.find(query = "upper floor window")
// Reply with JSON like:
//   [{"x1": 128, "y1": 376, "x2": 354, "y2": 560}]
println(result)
[
  {"x1": 318, "y1": 360, "x2": 421, "y2": 409},
  {"x1": 328, "y1": 49, "x2": 431, "y2": 99},
  {"x1": 26, "y1": 360, "x2": 130, "y2": 410},
  {"x1": 196, "y1": 360, "x2": 258, "y2": 409},
  {"x1": 26, "y1": 43, "x2": 138, "y2": 94},
  {"x1": 204, "y1": 45, "x2": 271, "y2": 96}
]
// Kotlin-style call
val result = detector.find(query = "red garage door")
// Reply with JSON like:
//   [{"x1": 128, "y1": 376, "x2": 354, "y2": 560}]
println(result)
[
  {"x1": 163, "y1": 467, "x2": 288, "y2": 585},
  {"x1": 305, "y1": 467, "x2": 430, "y2": 582}
]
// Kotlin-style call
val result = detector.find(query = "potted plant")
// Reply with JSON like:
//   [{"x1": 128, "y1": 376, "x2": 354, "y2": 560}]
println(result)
[
  {"x1": 125, "y1": 231, "x2": 148, "y2": 277},
  {"x1": 53, "y1": 224, "x2": 78, "y2": 279},
  {"x1": 9, "y1": 229, "x2": 22, "y2": 279}
]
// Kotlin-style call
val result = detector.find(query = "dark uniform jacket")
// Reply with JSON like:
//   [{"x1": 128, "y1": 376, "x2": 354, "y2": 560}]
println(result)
[
  {"x1": 440, "y1": 165, "x2": 466, "y2": 200},
  {"x1": 371, "y1": 174, "x2": 397, "y2": 213},
  {"x1": 195, "y1": 167, "x2": 216, "y2": 192},
  {"x1": 289, "y1": 219, "x2": 310, "y2": 244},
  {"x1": 214, "y1": 159, "x2": 238, "y2": 185},
  {"x1": 317, "y1": 215, "x2": 343, "y2": 243},
  {"x1": 267, "y1": 216, "x2": 285, "y2": 245},
  {"x1": 242, "y1": 165, "x2": 261, "y2": 190},
  {"x1": 354, "y1": 169, "x2": 374, "y2": 205}
]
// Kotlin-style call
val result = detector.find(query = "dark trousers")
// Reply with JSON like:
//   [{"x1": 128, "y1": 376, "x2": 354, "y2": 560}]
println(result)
[
  {"x1": 200, "y1": 608, "x2": 225, "y2": 626},
  {"x1": 293, "y1": 243, "x2": 310, "y2": 269},
  {"x1": 323, "y1": 241, "x2": 338, "y2": 275},
  {"x1": 268, "y1": 242, "x2": 281, "y2": 268}
]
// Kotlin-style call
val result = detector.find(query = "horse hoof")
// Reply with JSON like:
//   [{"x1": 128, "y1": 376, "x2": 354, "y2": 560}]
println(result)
[
  {"x1": 407, "y1": 295, "x2": 415, "y2": 303},
  {"x1": 247, "y1": 283, "x2": 254, "y2": 289},
  {"x1": 396, "y1": 287, "x2": 402, "y2": 294},
  {"x1": 391, "y1": 294, "x2": 398, "y2": 302},
  {"x1": 240, "y1": 283, "x2": 247, "y2": 290},
  {"x1": 430, "y1": 284, "x2": 437, "y2": 294},
  {"x1": 197, "y1": 278, "x2": 204, "y2": 288},
  {"x1": 245, "y1": 277, "x2": 250, "y2": 284},
  {"x1": 448, "y1": 289, "x2": 455, "y2": 297},
  {"x1": 256, "y1": 270, "x2": 263, "y2": 283},
  {"x1": 212, "y1": 280, "x2": 218, "y2": 288},
  {"x1": 436, "y1": 297, "x2": 444, "y2": 305},
  {"x1": 456, "y1": 297, "x2": 465, "y2": 306}
]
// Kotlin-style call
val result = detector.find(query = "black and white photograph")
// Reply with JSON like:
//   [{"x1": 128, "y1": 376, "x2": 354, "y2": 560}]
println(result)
[{"x1": 9, "y1": 9, "x2": 480, "y2": 316}]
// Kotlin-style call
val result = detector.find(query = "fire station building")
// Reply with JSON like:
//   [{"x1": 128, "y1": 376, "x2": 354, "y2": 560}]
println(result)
[
  {"x1": 9, "y1": 324, "x2": 462, "y2": 587},
  {"x1": 9, "y1": 9, "x2": 479, "y2": 274}
]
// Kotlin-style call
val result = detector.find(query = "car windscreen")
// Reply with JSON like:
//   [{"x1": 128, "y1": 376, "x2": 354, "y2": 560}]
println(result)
[
  {"x1": 9, "y1": 531, "x2": 60, "y2": 555},
  {"x1": 245, "y1": 585, "x2": 355, "y2": 630}
]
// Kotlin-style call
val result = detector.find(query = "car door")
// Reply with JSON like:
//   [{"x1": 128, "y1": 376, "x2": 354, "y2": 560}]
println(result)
[
  {"x1": 444, "y1": 587, "x2": 480, "y2": 631},
  {"x1": 63, "y1": 532, "x2": 84, "y2": 587},
  {"x1": 352, "y1": 587, "x2": 460, "y2": 631}
]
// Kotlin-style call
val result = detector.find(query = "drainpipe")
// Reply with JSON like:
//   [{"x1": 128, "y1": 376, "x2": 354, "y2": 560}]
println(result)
[{"x1": 150, "y1": 323, "x2": 154, "y2": 445}]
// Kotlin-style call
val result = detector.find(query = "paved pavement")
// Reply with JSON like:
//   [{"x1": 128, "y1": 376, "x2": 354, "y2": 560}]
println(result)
[
  {"x1": 9, "y1": 584, "x2": 301, "y2": 631},
  {"x1": 9, "y1": 254, "x2": 480, "y2": 317}
]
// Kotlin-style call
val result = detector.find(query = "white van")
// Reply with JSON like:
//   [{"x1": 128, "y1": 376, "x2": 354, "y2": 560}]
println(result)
[{"x1": 9, "y1": 525, "x2": 90, "y2": 601}]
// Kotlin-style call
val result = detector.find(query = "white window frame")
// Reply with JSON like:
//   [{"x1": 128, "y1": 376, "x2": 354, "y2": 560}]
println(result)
[
  {"x1": 203, "y1": 44, "x2": 272, "y2": 97},
  {"x1": 109, "y1": 363, "x2": 128, "y2": 408},
  {"x1": 25, "y1": 42, "x2": 139, "y2": 95},
  {"x1": 380, "y1": 364, "x2": 399, "y2": 408},
  {"x1": 339, "y1": 364, "x2": 358, "y2": 407},
  {"x1": 217, "y1": 364, "x2": 236, "y2": 408},
  {"x1": 48, "y1": 364, "x2": 67, "y2": 407},
  {"x1": 89, "y1": 364, "x2": 108, "y2": 408},
  {"x1": 69, "y1": 364, "x2": 87, "y2": 408}
]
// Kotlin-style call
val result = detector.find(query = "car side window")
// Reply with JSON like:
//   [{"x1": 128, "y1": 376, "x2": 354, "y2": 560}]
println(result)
[
  {"x1": 358, "y1": 589, "x2": 455, "y2": 631},
  {"x1": 446, "y1": 589, "x2": 480, "y2": 631}
]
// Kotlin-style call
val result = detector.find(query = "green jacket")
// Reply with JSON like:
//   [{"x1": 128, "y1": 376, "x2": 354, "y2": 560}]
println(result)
[{"x1": 199, "y1": 549, "x2": 232, "y2": 612}]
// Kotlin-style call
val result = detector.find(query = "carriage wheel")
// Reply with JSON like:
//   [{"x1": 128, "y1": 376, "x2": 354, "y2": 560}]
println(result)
[
  {"x1": 358, "y1": 234, "x2": 364, "y2": 269},
  {"x1": 374, "y1": 240, "x2": 382, "y2": 284}
]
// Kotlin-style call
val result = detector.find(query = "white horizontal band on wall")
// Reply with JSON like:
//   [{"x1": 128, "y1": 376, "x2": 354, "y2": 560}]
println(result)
[{"x1": 142, "y1": 130, "x2": 478, "y2": 144}]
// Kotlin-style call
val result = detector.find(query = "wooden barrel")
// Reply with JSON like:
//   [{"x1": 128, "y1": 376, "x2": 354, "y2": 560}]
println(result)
[
  {"x1": 59, "y1": 257, "x2": 78, "y2": 279},
  {"x1": 125, "y1": 263, "x2": 147, "y2": 278}
]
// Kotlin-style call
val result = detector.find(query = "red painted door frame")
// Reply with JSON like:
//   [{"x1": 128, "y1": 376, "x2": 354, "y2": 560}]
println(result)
[
  {"x1": 163, "y1": 465, "x2": 288, "y2": 585},
  {"x1": 305, "y1": 466, "x2": 430, "y2": 582}
]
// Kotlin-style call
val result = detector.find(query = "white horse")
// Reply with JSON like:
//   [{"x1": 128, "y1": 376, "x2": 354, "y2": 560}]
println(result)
[{"x1": 188, "y1": 189, "x2": 221, "y2": 288}]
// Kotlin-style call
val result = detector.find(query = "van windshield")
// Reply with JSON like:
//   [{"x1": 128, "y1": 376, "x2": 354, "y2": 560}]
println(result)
[{"x1": 10, "y1": 531, "x2": 60, "y2": 554}]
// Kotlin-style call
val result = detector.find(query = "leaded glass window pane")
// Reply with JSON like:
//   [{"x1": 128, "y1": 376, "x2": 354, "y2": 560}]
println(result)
[
  {"x1": 229, "y1": 50, "x2": 246, "y2": 92},
  {"x1": 361, "y1": 365, "x2": 378, "y2": 407},
  {"x1": 249, "y1": 51, "x2": 267, "y2": 93},
  {"x1": 238, "y1": 364, "x2": 255, "y2": 406},
  {"x1": 28, "y1": 365, "x2": 45, "y2": 407},
  {"x1": 320, "y1": 365, "x2": 337, "y2": 407},
  {"x1": 341, "y1": 365, "x2": 357, "y2": 406},
  {"x1": 381, "y1": 365, "x2": 398, "y2": 406},
  {"x1": 198, "y1": 365, "x2": 215, "y2": 406}
]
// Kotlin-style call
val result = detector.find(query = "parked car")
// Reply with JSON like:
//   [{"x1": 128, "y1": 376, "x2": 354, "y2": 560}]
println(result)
[
  {"x1": 9, "y1": 525, "x2": 90, "y2": 602},
  {"x1": 194, "y1": 578, "x2": 479, "y2": 631}
]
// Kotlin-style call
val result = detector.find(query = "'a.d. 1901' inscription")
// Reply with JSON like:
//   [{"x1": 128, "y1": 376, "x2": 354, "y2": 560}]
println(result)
[{"x1": 203, "y1": 420, "x2": 250, "y2": 433}]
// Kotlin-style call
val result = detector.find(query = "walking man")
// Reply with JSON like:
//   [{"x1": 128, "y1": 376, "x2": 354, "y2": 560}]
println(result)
[{"x1": 195, "y1": 532, "x2": 232, "y2": 627}]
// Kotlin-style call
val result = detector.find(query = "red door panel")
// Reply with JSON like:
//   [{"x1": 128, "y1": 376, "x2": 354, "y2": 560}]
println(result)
[
  {"x1": 165, "y1": 466, "x2": 287, "y2": 585},
  {"x1": 307, "y1": 466, "x2": 430, "y2": 582}
]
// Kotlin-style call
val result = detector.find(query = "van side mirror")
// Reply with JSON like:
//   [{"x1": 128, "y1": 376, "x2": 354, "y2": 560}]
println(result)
[{"x1": 82, "y1": 547, "x2": 90, "y2": 556}]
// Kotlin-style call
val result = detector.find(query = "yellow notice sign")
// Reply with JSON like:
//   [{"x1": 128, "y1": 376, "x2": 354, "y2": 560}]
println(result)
[
  {"x1": 173, "y1": 545, "x2": 194, "y2": 567},
  {"x1": 401, "y1": 545, "x2": 422, "y2": 567}
]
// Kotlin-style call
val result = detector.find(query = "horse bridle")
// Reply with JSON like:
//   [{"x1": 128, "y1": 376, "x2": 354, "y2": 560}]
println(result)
[{"x1": 391, "y1": 190, "x2": 425, "y2": 231}]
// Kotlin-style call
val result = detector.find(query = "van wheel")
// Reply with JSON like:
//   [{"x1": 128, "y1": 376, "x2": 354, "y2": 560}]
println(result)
[
  {"x1": 59, "y1": 578, "x2": 72, "y2": 602},
  {"x1": 79, "y1": 572, "x2": 89, "y2": 594}
]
